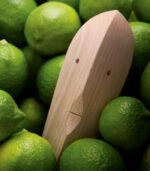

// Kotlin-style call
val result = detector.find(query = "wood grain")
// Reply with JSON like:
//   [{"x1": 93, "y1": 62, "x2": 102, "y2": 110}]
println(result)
[{"x1": 43, "y1": 10, "x2": 134, "y2": 158}]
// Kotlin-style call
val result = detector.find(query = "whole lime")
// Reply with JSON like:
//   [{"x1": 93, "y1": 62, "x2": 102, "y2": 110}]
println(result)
[
  {"x1": 79, "y1": 0, "x2": 132, "y2": 22},
  {"x1": 25, "y1": 2, "x2": 81, "y2": 56},
  {"x1": 133, "y1": 0, "x2": 150, "y2": 22},
  {"x1": 0, "y1": 129, "x2": 56, "y2": 171},
  {"x1": 99, "y1": 96, "x2": 150, "y2": 151},
  {"x1": 129, "y1": 22, "x2": 150, "y2": 76},
  {"x1": 121, "y1": 22, "x2": 150, "y2": 98},
  {"x1": 0, "y1": 40, "x2": 29, "y2": 97},
  {"x1": 20, "y1": 97, "x2": 47, "y2": 134},
  {"x1": 0, "y1": 90, "x2": 25, "y2": 142},
  {"x1": 0, "y1": 0, "x2": 37, "y2": 46},
  {"x1": 36, "y1": 55, "x2": 64, "y2": 105},
  {"x1": 59, "y1": 138, "x2": 125, "y2": 171}
]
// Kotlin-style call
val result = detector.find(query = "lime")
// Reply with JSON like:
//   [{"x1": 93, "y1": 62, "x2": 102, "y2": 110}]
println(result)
[
  {"x1": 59, "y1": 138, "x2": 125, "y2": 171},
  {"x1": 140, "y1": 62, "x2": 150, "y2": 108},
  {"x1": 129, "y1": 22, "x2": 150, "y2": 76},
  {"x1": 0, "y1": 40, "x2": 29, "y2": 97},
  {"x1": 36, "y1": 55, "x2": 64, "y2": 105},
  {"x1": 0, "y1": 0, "x2": 37, "y2": 46},
  {"x1": 141, "y1": 144, "x2": 150, "y2": 171},
  {"x1": 20, "y1": 98, "x2": 47, "y2": 134},
  {"x1": 0, "y1": 90, "x2": 25, "y2": 142},
  {"x1": 99, "y1": 96, "x2": 150, "y2": 151},
  {"x1": 22, "y1": 46, "x2": 45, "y2": 96},
  {"x1": 48, "y1": 0, "x2": 79, "y2": 10},
  {"x1": 133, "y1": 0, "x2": 150, "y2": 22},
  {"x1": 79, "y1": 0, "x2": 132, "y2": 22},
  {"x1": 0, "y1": 129, "x2": 56, "y2": 171},
  {"x1": 121, "y1": 22, "x2": 150, "y2": 98},
  {"x1": 25, "y1": 2, "x2": 81, "y2": 56}
]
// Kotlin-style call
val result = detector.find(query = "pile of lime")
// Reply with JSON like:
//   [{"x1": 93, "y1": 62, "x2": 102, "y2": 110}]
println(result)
[{"x1": 0, "y1": 0, "x2": 150, "y2": 170}]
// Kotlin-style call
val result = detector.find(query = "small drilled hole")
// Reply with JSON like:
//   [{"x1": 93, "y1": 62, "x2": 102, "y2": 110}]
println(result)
[
  {"x1": 75, "y1": 58, "x2": 79, "y2": 63},
  {"x1": 107, "y1": 70, "x2": 111, "y2": 76}
]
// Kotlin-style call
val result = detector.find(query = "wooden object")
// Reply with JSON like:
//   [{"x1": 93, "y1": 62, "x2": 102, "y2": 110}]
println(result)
[{"x1": 43, "y1": 10, "x2": 134, "y2": 158}]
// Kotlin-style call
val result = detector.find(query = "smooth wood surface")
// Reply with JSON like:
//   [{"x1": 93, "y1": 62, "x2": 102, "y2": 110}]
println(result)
[{"x1": 43, "y1": 10, "x2": 134, "y2": 158}]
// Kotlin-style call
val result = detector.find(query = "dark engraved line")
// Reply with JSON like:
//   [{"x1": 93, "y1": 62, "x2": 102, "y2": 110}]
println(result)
[{"x1": 69, "y1": 111, "x2": 81, "y2": 116}]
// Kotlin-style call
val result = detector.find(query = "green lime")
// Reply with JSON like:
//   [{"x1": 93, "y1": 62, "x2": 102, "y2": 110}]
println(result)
[
  {"x1": 59, "y1": 138, "x2": 125, "y2": 171},
  {"x1": 99, "y1": 96, "x2": 150, "y2": 151},
  {"x1": 121, "y1": 22, "x2": 150, "y2": 98},
  {"x1": 0, "y1": 40, "x2": 29, "y2": 97},
  {"x1": 25, "y1": 2, "x2": 81, "y2": 56},
  {"x1": 20, "y1": 98, "x2": 47, "y2": 134},
  {"x1": 133, "y1": 0, "x2": 150, "y2": 22},
  {"x1": 22, "y1": 46, "x2": 45, "y2": 96},
  {"x1": 128, "y1": 11, "x2": 138, "y2": 22},
  {"x1": 48, "y1": 0, "x2": 79, "y2": 10},
  {"x1": 36, "y1": 55, "x2": 64, "y2": 105},
  {"x1": 141, "y1": 144, "x2": 150, "y2": 171},
  {"x1": 140, "y1": 62, "x2": 150, "y2": 108},
  {"x1": 129, "y1": 22, "x2": 150, "y2": 76},
  {"x1": 0, "y1": 0, "x2": 37, "y2": 46},
  {"x1": 0, "y1": 90, "x2": 25, "y2": 142},
  {"x1": 79, "y1": 0, "x2": 132, "y2": 22},
  {"x1": 0, "y1": 129, "x2": 56, "y2": 171}
]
